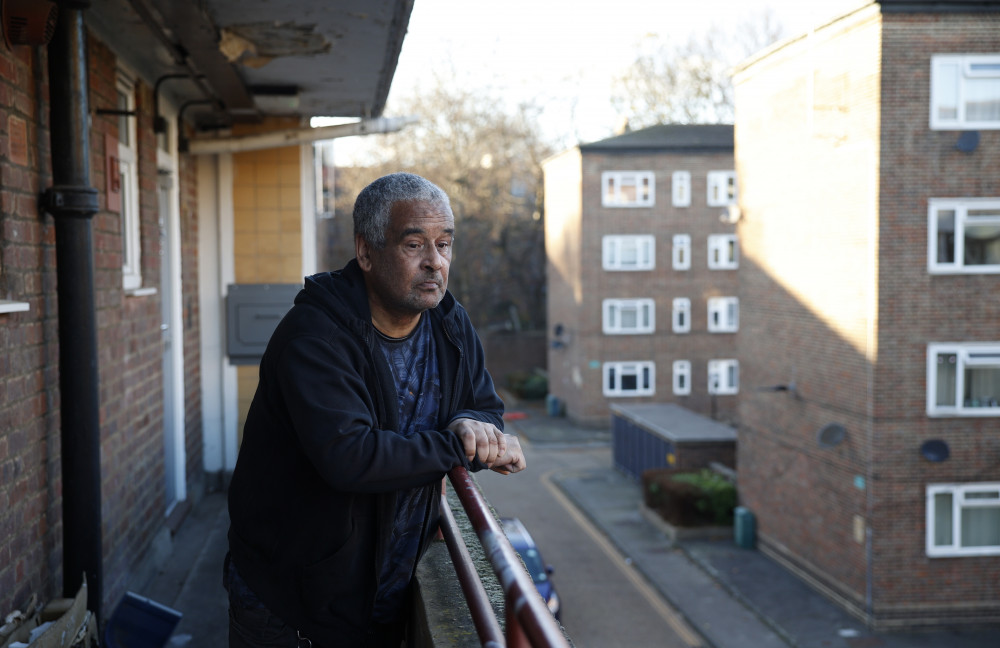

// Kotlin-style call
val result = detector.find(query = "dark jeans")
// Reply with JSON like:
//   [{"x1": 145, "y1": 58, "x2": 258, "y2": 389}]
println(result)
[
  {"x1": 225, "y1": 552, "x2": 301, "y2": 647},
  {"x1": 223, "y1": 552, "x2": 406, "y2": 648}
]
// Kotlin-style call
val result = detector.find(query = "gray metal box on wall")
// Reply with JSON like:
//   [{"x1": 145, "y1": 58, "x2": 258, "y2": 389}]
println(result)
[{"x1": 226, "y1": 283, "x2": 301, "y2": 364}]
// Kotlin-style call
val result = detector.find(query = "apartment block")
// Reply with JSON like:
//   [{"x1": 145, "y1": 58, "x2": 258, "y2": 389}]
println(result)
[
  {"x1": 733, "y1": 0, "x2": 1000, "y2": 629},
  {"x1": 544, "y1": 125, "x2": 739, "y2": 426}
]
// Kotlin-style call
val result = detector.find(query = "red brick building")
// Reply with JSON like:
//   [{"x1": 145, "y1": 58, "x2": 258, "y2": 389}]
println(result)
[
  {"x1": 0, "y1": 0, "x2": 412, "y2": 626},
  {"x1": 733, "y1": 0, "x2": 1000, "y2": 629},
  {"x1": 543, "y1": 125, "x2": 739, "y2": 425}
]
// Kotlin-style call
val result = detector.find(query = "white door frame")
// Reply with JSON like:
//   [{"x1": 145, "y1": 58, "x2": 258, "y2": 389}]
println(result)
[
  {"x1": 156, "y1": 102, "x2": 187, "y2": 510},
  {"x1": 198, "y1": 153, "x2": 239, "y2": 478}
]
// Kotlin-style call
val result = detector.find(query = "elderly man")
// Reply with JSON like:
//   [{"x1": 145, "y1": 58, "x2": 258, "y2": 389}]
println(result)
[{"x1": 225, "y1": 172, "x2": 525, "y2": 647}]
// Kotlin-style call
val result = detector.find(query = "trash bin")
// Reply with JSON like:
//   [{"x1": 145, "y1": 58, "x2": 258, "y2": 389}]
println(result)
[
  {"x1": 545, "y1": 393, "x2": 562, "y2": 417},
  {"x1": 103, "y1": 592, "x2": 182, "y2": 648},
  {"x1": 734, "y1": 506, "x2": 756, "y2": 549}
]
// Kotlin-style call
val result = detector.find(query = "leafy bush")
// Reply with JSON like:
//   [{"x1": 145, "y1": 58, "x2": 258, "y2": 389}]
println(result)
[
  {"x1": 506, "y1": 370, "x2": 548, "y2": 400},
  {"x1": 642, "y1": 468, "x2": 736, "y2": 527}
]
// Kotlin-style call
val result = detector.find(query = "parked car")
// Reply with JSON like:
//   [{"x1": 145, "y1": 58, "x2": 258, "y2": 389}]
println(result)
[{"x1": 500, "y1": 517, "x2": 561, "y2": 620}]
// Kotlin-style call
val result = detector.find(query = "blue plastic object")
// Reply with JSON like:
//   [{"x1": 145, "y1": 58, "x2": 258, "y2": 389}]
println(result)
[
  {"x1": 103, "y1": 591, "x2": 182, "y2": 648},
  {"x1": 734, "y1": 506, "x2": 756, "y2": 549}
]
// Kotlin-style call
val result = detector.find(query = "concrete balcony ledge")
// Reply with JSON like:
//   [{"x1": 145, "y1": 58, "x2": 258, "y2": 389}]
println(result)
[{"x1": 411, "y1": 484, "x2": 505, "y2": 648}]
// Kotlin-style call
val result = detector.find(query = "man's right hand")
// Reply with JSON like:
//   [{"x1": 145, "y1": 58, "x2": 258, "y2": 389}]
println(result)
[{"x1": 447, "y1": 418, "x2": 507, "y2": 467}]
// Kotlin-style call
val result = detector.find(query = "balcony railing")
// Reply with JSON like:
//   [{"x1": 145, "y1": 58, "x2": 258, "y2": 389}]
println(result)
[{"x1": 439, "y1": 467, "x2": 571, "y2": 648}]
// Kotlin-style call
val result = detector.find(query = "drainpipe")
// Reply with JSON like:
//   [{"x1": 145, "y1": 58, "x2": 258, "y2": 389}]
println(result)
[{"x1": 42, "y1": 2, "x2": 103, "y2": 620}]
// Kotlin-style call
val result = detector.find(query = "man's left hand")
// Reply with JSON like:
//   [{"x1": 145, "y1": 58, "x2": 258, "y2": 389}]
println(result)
[{"x1": 489, "y1": 434, "x2": 526, "y2": 475}]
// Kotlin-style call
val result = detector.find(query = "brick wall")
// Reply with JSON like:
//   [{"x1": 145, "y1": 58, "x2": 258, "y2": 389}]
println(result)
[
  {"x1": 544, "y1": 148, "x2": 584, "y2": 416},
  {"x1": 735, "y1": 4, "x2": 1000, "y2": 629},
  {"x1": 872, "y1": 10, "x2": 1000, "y2": 625},
  {"x1": 87, "y1": 36, "x2": 168, "y2": 611},
  {"x1": 0, "y1": 40, "x2": 60, "y2": 618},
  {"x1": 545, "y1": 143, "x2": 738, "y2": 426},
  {"x1": 0, "y1": 28, "x2": 205, "y2": 618},
  {"x1": 178, "y1": 145, "x2": 203, "y2": 494}
]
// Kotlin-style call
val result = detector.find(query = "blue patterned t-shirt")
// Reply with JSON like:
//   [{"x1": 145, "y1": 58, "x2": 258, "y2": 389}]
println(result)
[{"x1": 372, "y1": 313, "x2": 441, "y2": 622}]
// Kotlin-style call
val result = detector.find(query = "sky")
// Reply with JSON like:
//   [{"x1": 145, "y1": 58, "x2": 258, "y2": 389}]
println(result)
[{"x1": 329, "y1": 0, "x2": 864, "y2": 164}]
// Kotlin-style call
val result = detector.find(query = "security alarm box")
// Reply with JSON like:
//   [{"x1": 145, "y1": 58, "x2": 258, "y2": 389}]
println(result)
[{"x1": 226, "y1": 283, "x2": 301, "y2": 364}]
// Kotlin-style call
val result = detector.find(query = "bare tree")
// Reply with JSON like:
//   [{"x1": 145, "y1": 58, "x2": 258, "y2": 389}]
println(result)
[
  {"x1": 331, "y1": 72, "x2": 555, "y2": 331},
  {"x1": 610, "y1": 11, "x2": 785, "y2": 128}
]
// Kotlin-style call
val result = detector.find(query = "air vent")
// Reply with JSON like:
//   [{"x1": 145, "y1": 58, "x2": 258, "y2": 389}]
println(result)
[{"x1": 3, "y1": 0, "x2": 58, "y2": 48}]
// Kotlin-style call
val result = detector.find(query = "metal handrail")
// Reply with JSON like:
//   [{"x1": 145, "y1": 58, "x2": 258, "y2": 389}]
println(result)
[{"x1": 440, "y1": 467, "x2": 571, "y2": 648}]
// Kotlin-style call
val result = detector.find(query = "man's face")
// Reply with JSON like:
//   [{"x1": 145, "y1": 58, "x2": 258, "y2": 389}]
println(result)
[{"x1": 358, "y1": 199, "x2": 454, "y2": 321}]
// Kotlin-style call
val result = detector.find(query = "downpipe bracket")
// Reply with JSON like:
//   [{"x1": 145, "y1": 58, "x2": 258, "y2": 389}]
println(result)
[{"x1": 42, "y1": 185, "x2": 99, "y2": 218}]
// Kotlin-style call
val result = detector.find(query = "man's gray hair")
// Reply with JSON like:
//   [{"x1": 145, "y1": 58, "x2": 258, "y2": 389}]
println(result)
[{"x1": 353, "y1": 172, "x2": 452, "y2": 249}]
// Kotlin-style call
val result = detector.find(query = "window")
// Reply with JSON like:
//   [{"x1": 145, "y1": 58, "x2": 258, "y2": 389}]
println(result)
[
  {"x1": 928, "y1": 199, "x2": 1000, "y2": 274},
  {"x1": 603, "y1": 298, "x2": 655, "y2": 334},
  {"x1": 672, "y1": 298, "x2": 690, "y2": 333},
  {"x1": 708, "y1": 234, "x2": 739, "y2": 269},
  {"x1": 707, "y1": 297, "x2": 739, "y2": 333},
  {"x1": 673, "y1": 360, "x2": 691, "y2": 396},
  {"x1": 708, "y1": 359, "x2": 739, "y2": 395},
  {"x1": 117, "y1": 73, "x2": 142, "y2": 291},
  {"x1": 602, "y1": 171, "x2": 654, "y2": 207},
  {"x1": 672, "y1": 171, "x2": 691, "y2": 207},
  {"x1": 930, "y1": 54, "x2": 1000, "y2": 130},
  {"x1": 603, "y1": 361, "x2": 655, "y2": 396},
  {"x1": 927, "y1": 343, "x2": 1000, "y2": 416},
  {"x1": 672, "y1": 234, "x2": 691, "y2": 270},
  {"x1": 707, "y1": 170, "x2": 737, "y2": 207},
  {"x1": 603, "y1": 235, "x2": 655, "y2": 271},
  {"x1": 927, "y1": 483, "x2": 1000, "y2": 557}
]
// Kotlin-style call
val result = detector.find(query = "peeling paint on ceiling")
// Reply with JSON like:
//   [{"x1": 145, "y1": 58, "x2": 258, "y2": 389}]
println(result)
[{"x1": 224, "y1": 22, "x2": 333, "y2": 58}]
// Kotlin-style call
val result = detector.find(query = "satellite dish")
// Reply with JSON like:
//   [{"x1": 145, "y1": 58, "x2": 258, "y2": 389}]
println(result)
[
  {"x1": 817, "y1": 423, "x2": 846, "y2": 448},
  {"x1": 956, "y1": 131, "x2": 980, "y2": 153},
  {"x1": 920, "y1": 439, "x2": 950, "y2": 462}
]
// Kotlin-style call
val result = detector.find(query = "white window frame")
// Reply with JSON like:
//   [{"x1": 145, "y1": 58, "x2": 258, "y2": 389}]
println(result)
[
  {"x1": 928, "y1": 198, "x2": 1000, "y2": 274},
  {"x1": 927, "y1": 343, "x2": 1000, "y2": 417},
  {"x1": 602, "y1": 171, "x2": 655, "y2": 207},
  {"x1": 707, "y1": 297, "x2": 739, "y2": 333},
  {"x1": 708, "y1": 234, "x2": 739, "y2": 270},
  {"x1": 930, "y1": 54, "x2": 1000, "y2": 130},
  {"x1": 927, "y1": 483, "x2": 1000, "y2": 557},
  {"x1": 671, "y1": 170, "x2": 691, "y2": 207},
  {"x1": 671, "y1": 298, "x2": 690, "y2": 334},
  {"x1": 117, "y1": 72, "x2": 142, "y2": 291},
  {"x1": 672, "y1": 234, "x2": 691, "y2": 270},
  {"x1": 603, "y1": 298, "x2": 655, "y2": 334},
  {"x1": 603, "y1": 361, "x2": 655, "y2": 397},
  {"x1": 707, "y1": 170, "x2": 737, "y2": 207},
  {"x1": 672, "y1": 360, "x2": 691, "y2": 396},
  {"x1": 708, "y1": 359, "x2": 739, "y2": 395},
  {"x1": 603, "y1": 235, "x2": 655, "y2": 271}
]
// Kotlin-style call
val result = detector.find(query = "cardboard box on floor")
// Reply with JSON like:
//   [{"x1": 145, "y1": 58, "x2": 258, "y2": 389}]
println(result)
[{"x1": 0, "y1": 576, "x2": 97, "y2": 648}]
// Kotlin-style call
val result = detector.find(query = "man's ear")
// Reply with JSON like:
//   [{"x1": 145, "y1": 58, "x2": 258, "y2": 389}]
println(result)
[{"x1": 355, "y1": 234, "x2": 372, "y2": 271}]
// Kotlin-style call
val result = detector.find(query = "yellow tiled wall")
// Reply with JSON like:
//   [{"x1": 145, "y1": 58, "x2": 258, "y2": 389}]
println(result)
[{"x1": 231, "y1": 119, "x2": 304, "y2": 442}]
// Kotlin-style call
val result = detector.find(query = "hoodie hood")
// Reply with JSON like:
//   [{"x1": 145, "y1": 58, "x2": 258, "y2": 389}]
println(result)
[{"x1": 298, "y1": 258, "x2": 458, "y2": 338}]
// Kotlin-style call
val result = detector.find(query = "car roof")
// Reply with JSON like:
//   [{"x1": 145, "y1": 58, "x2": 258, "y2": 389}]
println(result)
[{"x1": 500, "y1": 517, "x2": 536, "y2": 549}]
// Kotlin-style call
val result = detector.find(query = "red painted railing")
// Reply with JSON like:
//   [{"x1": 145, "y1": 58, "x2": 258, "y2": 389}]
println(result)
[{"x1": 440, "y1": 467, "x2": 571, "y2": 648}]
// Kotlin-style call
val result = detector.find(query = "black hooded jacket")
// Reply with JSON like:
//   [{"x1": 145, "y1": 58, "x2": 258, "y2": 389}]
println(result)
[{"x1": 227, "y1": 259, "x2": 503, "y2": 645}]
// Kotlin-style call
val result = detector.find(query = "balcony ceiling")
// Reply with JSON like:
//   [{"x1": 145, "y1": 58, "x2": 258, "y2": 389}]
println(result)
[{"x1": 85, "y1": 0, "x2": 414, "y2": 130}]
